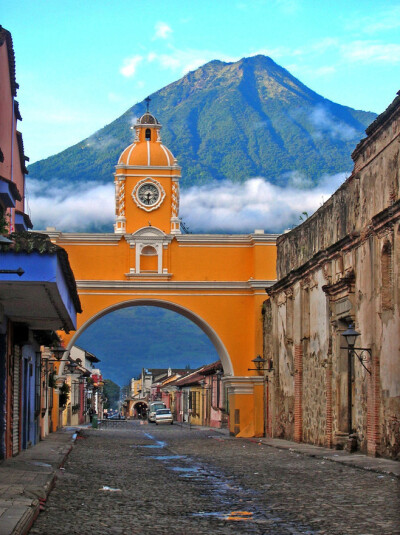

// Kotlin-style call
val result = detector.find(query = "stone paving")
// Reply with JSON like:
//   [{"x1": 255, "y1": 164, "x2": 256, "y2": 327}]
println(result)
[
  {"x1": 28, "y1": 422, "x2": 400, "y2": 535},
  {"x1": 0, "y1": 430, "x2": 74, "y2": 535}
]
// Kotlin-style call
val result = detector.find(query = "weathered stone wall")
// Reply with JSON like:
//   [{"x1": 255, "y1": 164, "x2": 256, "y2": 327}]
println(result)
[{"x1": 266, "y1": 93, "x2": 400, "y2": 459}]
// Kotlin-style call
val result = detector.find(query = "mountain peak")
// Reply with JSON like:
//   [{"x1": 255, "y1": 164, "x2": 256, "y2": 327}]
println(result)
[{"x1": 28, "y1": 57, "x2": 376, "y2": 195}]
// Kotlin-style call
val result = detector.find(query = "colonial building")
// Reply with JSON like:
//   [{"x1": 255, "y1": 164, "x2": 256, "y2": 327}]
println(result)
[
  {"x1": 265, "y1": 92, "x2": 400, "y2": 459},
  {"x1": 162, "y1": 361, "x2": 225, "y2": 428},
  {"x1": 0, "y1": 27, "x2": 81, "y2": 458},
  {"x1": 49, "y1": 109, "x2": 277, "y2": 437}
]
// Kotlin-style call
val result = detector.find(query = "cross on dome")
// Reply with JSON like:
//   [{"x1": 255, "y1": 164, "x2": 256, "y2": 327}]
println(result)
[{"x1": 145, "y1": 96, "x2": 151, "y2": 112}]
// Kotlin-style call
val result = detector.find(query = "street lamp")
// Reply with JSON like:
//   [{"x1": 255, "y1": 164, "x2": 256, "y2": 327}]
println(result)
[
  {"x1": 66, "y1": 359, "x2": 79, "y2": 373},
  {"x1": 341, "y1": 325, "x2": 372, "y2": 375},
  {"x1": 248, "y1": 355, "x2": 274, "y2": 373},
  {"x1": 51, "y1": 346, "x2": 67, "y2": 361}
]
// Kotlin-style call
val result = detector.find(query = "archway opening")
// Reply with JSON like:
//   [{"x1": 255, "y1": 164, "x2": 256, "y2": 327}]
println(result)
[
  {"x1": 65, "y1": 300, "x2": 231, "y2": 425},
  {"x1": 69, "y1": 300, "x2": 232, "y2": 384},
  {"x1": 74, "y1": 305, "x2": 220, "y2": 386}
]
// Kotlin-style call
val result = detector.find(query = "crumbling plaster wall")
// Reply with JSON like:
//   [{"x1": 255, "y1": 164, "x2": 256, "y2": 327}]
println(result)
[{"x1": 266, "y1": 95, "x2": 400, "y2": 458}]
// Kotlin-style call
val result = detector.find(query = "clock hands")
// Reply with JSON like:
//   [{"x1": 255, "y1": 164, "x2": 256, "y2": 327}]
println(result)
[{"x1": 136, "y1": 182, "x2": 161, "y2": 207}]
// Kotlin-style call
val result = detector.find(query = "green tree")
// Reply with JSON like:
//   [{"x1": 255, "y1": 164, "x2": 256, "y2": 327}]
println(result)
[{"x1": 103, "y1": 379, "x2": 120, "y2": 410}]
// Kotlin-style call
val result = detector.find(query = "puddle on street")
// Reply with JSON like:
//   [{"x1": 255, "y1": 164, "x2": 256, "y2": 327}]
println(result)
[
  {"x1": 131, "y1": 433, "x2": 166, "y2": 449},
  {"x1": 192, "y1": 510, "x2": 254, "y2": 522},
  {"x1": 150, "y1": 455, "x2": 186, "y2": 461},
  {"x1": 170, "y1": 466, "x2": 199, "y2": 473},
  {"x1": 28, "y1": 461, "x2": 52, "y2": 468},
  {"x1": 137, "y1": 430, "x2": 319, "y2": 534}
]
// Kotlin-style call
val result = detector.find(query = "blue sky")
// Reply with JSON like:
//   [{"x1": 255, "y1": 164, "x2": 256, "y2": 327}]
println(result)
[{"x1": 3, "y1": 0, "x2": 400, "y2": 164}]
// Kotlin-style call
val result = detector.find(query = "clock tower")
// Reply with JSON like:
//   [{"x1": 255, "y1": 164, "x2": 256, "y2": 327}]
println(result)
[{"x1": 114, "y1": 110, "x2": 181, "y2": 235}]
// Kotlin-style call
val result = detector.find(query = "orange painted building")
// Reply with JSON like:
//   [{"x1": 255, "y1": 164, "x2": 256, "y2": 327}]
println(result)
[{"x1": 48, "y1": 111, "x2": 277, "y2": 436}]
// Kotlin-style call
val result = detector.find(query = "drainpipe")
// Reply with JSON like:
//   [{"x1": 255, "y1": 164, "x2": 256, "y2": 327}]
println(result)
[{"x1": 10, "y1": 95, "x2": 15, "y2": 230}]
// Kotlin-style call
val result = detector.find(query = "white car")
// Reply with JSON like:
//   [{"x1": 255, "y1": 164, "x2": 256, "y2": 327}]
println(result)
[
  {"x1": 148, "y1": 402, "x2": 166, "y2": 422},
  {"x1": 155, "y1": 408, "x2": 173, "y2": 425}
]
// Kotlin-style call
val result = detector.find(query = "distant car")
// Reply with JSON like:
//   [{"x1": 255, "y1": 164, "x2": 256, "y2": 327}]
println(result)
[
  {"x1": 148, "y1": 402, "x2": 166, "y2": 422},
  {"x1": 108, "y1": 412, "x2": 125, "y2": 420},
  {"x1": 155, "y1": 408, "x2": 173, "y2": 425}
]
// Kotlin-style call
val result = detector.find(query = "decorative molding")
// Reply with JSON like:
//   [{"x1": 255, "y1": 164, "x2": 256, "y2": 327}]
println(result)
[
  {"x1": 125, "y1": 272, "x2": 172, "y2": 280},
  {"x1": 132, "y1": 177, "x2": 166, "y2": 212},
  {"x1": 248, "y1": 279, "x2": 276, "y2": 289},
  {"x1": 41, "y1": 232, "x2": 123, "y2": 244},
  {"x1": 322, "y1": 271, "x2": 356, "y2": 298},
  {"x1": 115, "y1": 165, "x2": 181, "y2": 171},
  {"x1": 223, "y1": 376, "x2": 264, "y2": 395},
  {"x1": 176, "y1": 234, "x2": 278, "y2": 245},
  {"x1": 75, "y1": 280, "x2": 275, "y2": 291},
  {"x1": 171, "y1": 181, "x2": 180, "y2": 218},
  {"x1": 42, "y1": 231, "x2": 278, "y2": 247}
]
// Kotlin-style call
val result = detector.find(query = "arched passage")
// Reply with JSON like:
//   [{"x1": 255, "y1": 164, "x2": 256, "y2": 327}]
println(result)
[{"x1": 62, "y1": 299, "x2": 233, "y2": 376}]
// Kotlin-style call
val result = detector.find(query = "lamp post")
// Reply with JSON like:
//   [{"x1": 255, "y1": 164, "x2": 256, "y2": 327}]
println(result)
[
  {"x1": 341, "y1": 324, "x2": 372, "y2": 437},
  {"x1": 51, "y1": 346, "x2": 67, "y2": 361},
  {"x1": 248, "y1": 355, "x2": 274, "y2": 374},
  {"x1": 341, "y1": 325, "x2": 372, "y2": 375},
  {"x1": 248, "y1": 356, "x2": 274, "y2": 437}
]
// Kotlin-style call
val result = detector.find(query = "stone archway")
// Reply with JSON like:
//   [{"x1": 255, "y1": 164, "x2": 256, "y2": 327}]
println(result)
[{"x1": 132, "y1": 401, "x2": 148, "y2": 419}]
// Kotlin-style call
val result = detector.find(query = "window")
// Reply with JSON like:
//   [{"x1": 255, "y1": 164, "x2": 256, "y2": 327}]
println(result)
[
  {"x1": 381, "y1": 241, "x2": 393, "y2": 310},
  {"x1": 145, "y1": 128, "x2": 151, "y2": 140}
]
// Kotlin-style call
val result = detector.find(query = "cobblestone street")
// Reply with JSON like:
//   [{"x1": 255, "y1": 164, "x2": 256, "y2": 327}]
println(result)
[{"x1": 29, "y1": 423, "x2": 400, "y2": 535}]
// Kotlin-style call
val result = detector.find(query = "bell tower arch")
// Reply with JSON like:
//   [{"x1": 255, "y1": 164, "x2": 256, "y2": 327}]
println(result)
[
  {"x1": 46, "y1": 104, "x2": 279, "y2": 438},
  {"x1": 114, "y1": 110, "x2": 181, "y2": 236}
]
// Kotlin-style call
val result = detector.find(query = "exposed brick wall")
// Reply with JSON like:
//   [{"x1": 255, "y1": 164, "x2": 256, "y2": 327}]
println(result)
[
  {"x1": 325, "y1": 364, "x2": 333, "y2": 448},
  {"x1": 294, "y1": 344, "x2": 303, "y2": 442},
  {"x1": 367, "y1": 355, "x2": 381, "y2": 456}
]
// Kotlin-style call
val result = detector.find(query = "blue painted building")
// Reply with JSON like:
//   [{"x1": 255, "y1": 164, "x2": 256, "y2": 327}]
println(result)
[{"x1": 0, "y1": 26, "x2": 81, "y2": 459}]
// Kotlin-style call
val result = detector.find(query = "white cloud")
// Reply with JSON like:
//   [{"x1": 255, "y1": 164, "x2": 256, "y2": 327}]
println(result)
[
  {"x1": 26, "y1": 175, "x2": 347, "y2": 234},
  {"x1": 180, "y1": 174, "x2": 348, "y2": 233},
  {"x1": 146, "y1": 46, "x2": 236, "y2": 74},
  {"x1": 314, "y1": 66, "x2": 336, "y2": 76},
  {"x1": 309, "y1": 105, "x2": 358, "y2": 141},
  {"x1": 154, "y1": 22, "x2": 173, "y2": 40},
  {"x1": 350, "y1": 6, "x2": 400, "y2": 34},
  {"x1": 26, "y1": 180, "x2": 115, "y2": 231},
  {"x1": 252, "y1": 46, "x2": 291, "y2": 59},
  {"x1": 341, "y1": 41, "x2": 400, "y2": 64},
  {"x1": 120, "y1": 55, "x2": 143, "y2": 77},
  {"x1": 85, "y1": 133, "x2": 120, "y2": 151}
]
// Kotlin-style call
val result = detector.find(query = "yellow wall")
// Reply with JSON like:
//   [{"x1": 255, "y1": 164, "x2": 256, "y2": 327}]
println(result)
[
  {"x1": 51, "y1": 232, "x2": 276, "y2": 435},
  {"x1": 50, "y1": 115, "x2": 277, "y2": 437}
]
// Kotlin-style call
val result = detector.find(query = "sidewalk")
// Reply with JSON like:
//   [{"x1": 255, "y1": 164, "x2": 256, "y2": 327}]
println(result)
[
  {"x1": 257, "y1": 437, "x2": 400, "y2": 478},
  {"x1": 0, "y1": 428, "x2": 77, "y2": 535},
  {"x1": 192, "y1": 424, "x2": 400, "y2": 478}
]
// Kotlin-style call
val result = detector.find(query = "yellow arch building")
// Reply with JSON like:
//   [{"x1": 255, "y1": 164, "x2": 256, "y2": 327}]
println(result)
[{"x1": 48, "y1": 111, "x2": 277, "y2": 436}]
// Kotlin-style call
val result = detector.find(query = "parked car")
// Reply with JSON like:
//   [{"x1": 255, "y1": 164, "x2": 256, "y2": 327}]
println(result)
[
  {"x1": 148, "y1": 401, "x2": 166, "y2": 422},
  {"x1": 108, "y1": 412, "x2": 125, "y2": 420},
  {"x1": 155, "y1": 408, "x2": 173, "y2": 425}
]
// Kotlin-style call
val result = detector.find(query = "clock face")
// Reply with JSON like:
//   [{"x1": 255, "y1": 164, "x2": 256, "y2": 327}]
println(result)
[{"x1": 137, "y1": 183, "x2": 160, "y2": 206}]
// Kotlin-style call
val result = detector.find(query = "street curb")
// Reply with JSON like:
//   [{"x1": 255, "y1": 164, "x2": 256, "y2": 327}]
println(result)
[
  {"x1": 0, "y1": 431, "x2": 77, "y2": 535},
  {"x1": 188, "y1": 424, "x2": 400, "y2": 479},
  {"x1": 249, "y1": 438, "x2": 400, "y2": 479}
]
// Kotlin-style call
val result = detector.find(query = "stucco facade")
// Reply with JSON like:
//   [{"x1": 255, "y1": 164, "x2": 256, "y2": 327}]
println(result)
[
  {"x1": 49, "y1": 111, "x2": 277, "y2": 438},
  {"x1": 265, "y1": 92, "x2": 400, "y2": 459}
]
